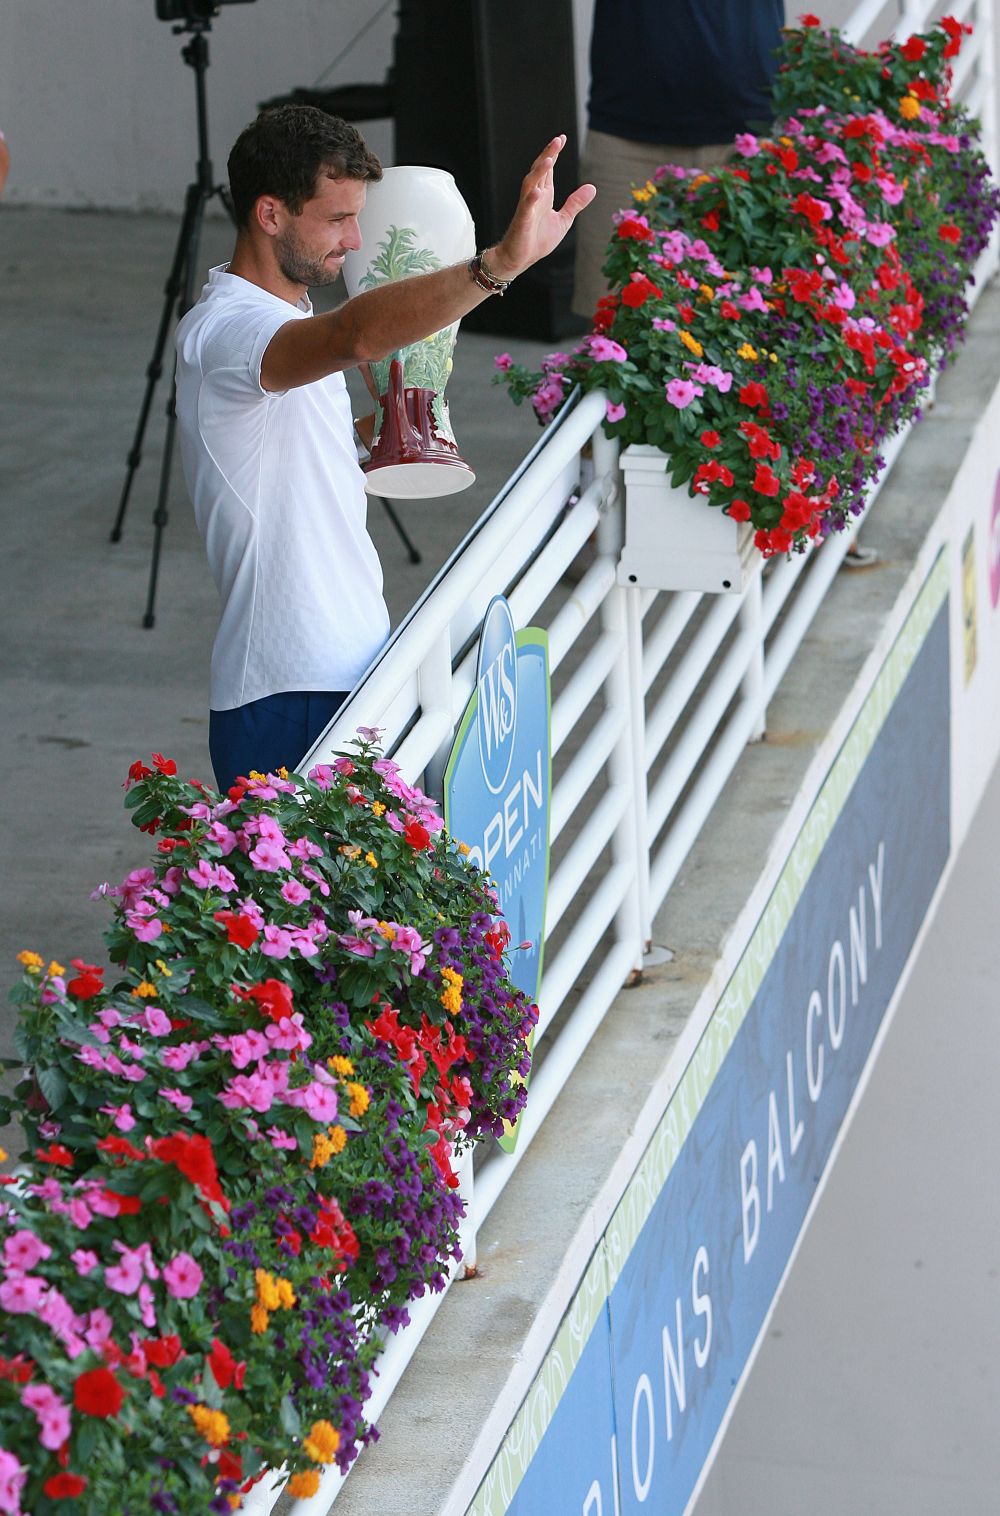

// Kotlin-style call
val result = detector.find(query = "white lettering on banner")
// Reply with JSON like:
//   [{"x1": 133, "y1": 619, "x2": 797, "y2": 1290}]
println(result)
[
  {"x1": 661, "y1": 1298, "x2": 686, "y2": 1441},
  {"x1": 583, "y1": 1481, "x2": 602, "y2": 1516},
  {"x1": 631, "y1": 1374, "x2": 655, "y2": 1502},
  {"x1": 766, "y1": 1090, "x2": 785, "y2": 1212},
  {"x1": 740, "y1": 1141, "x2": 760, "y2": 1264},
  {"x1": 464, "y1": 750, "x2": 545, "y2": 877},
  {"x1": 478, "y1": 643, "x2": 515, "y2": 763},
  {"x1": 692, "y1": 1245, "x2": 713, "y2": 1369},
  {"x1": 737, "y1": 843, "x2": 886, "y2": 1267}
]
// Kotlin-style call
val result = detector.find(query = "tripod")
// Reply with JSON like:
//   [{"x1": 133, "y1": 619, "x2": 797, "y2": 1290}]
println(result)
[{"x1": 111, "y1": 18, "x2": 420, "y2": 629}]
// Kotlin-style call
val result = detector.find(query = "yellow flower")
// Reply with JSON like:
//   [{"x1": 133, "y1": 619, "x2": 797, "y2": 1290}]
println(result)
[
  {"x1": 899, "y1": 94, "x2": 920, "y2": 120},
  {"x1": 154, "y1": 958, "x2": 172, "y2": 977},
  {"x1": 457, "y1": 841, "x2": 471, "y2": 856},
  {"x1": 16, "y1": 951, "x2": 43, "y2": 974},
  {"x1": 250, "y1": 1303, "x2": 270, "y2": 1333},
  {"x1": 779, "y1": 135, "x2": 793, "y2": 147},
  {"x1": 339, "y1": 844, "x2": 362, "y2": 860},
  {"x1": 678, "y1": 331, "x2": 704, "y2": 358},
  {"x1": 0, "y1": 1147, "x2": 7, "y2": 1164},
  {"x1": 440, "y1": 965, "x2": 464, "y2": 1016},
  {"x1": 131, "y1": 981, "x2": 158, "y2": 999},
  {"x1": 188, "y1": 1404, "x2": 231, "y2": 1447},
  {"x1": 364, "y1": 852, "x2": 378, "y2": 869},
  {"x1": 371, "y1": 800, "x2": 386, "y2": 817},
  {"x1": 769, "y1": 353, "x2": 778, "y2": 364},
  {"x1": 326, "y1": 1124, "x2": 347, "y2": 1154},
  {"x1": 287, "y1": 1471, "x2": 322, "y2": 1499},
  {"x1": 346, "y1": 1082, "x2": 370, "y2": 1119},
  {"x1": 310, "y1": 1132, "x2": 336, "y2": 1169},
  {"x1": 689, "y1": 173, "x2": 712, "y2": 189},
  {"x1": 737, "y1": 342, "x2": 759, "y2": 361},
  {"x1": 46, "y1": 960, "x2": 66, "y2": 978},
  {"x1": 698, "y1": 283, "x2": 715, "y2": 301},
  {"x1": 255, "y1": 1268, "x2": 281, "y2": 1311},
  {"x1": 248, "y1": 770, "x2": 266, "y2": 783},
  {"x1": 327, "y1": 1055, "x2": 354, "y2": 1078},
  {"x1": 376, "y1": 921, "x2": 395, "y2": 942},
  {"x1": 631, "y1": 179, "x2": 656, "y2": 203},
  {"x1": 275, "y1": 1278, "x2": 296, "y2": 1310},
  {"x1": 277, "y1": 766, "x2": 289, "y2": 780},
  {"x1": 303, "y1": 1421, "x2": 341, "y2": 1464}
]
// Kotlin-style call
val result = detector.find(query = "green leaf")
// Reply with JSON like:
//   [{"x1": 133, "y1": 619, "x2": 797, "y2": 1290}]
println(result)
[{"x1": 37, "y1": 1065, "x2": 68, "y2": 1111}]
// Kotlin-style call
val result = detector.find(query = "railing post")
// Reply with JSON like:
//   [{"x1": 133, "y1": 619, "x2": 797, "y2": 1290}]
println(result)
[
  {"x1": 739, "y1": 568, "x2": 767, "y2": 743},
  {"x1": 418, "y1": 629, "x2": 455, "y2": 800},
  {"x1": 456, "y1": 1144, "x2": 477, "y2": 1276}
]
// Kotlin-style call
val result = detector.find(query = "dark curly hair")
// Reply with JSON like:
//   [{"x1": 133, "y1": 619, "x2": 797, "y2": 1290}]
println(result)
[{"x1": 227, "y1": 105, "x2": 382, "y2": 228}]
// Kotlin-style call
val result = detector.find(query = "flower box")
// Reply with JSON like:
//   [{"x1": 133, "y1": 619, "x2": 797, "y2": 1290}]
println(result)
[{"x1": 616, "y1": 444, "x2": 758, "y2": 594}]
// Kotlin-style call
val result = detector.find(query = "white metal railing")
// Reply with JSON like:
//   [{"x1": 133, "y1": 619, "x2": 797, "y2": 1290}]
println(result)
[{"x1": 244, "y1": 6, "x2": 999, "y2": 1511}]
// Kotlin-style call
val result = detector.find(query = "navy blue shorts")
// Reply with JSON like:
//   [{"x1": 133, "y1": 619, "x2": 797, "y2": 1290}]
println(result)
[{"x1": 209, "y1": 689, "x2": 348, "y2": 793}]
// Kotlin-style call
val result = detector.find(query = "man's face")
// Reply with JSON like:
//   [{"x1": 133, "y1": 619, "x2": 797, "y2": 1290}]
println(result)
[{"x1": 274, "y1": 173, "x2": 366, "y2": 288}]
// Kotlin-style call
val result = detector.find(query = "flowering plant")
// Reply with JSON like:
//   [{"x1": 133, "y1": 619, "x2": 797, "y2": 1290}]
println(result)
[
  {"x1": 0, "y1": 741, "x2": 536, "y2": 1513},
  {"x1": 496, "y1": 17, "x2": 998, "y2": 556}
]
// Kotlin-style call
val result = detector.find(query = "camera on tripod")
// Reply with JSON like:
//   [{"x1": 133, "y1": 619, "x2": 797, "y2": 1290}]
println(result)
[{"x1": 156, "y1": 0, "x2": 255, "y2": 24}]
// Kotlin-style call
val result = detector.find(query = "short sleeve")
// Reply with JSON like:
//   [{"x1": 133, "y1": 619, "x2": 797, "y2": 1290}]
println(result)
[{"x1": 187, "y1": 303, "x2": 304, "y2": 398}]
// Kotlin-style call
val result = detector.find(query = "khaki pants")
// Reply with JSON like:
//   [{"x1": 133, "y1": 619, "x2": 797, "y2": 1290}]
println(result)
[{"x1": 572, "y1": 128, "x2": 732, "y2": 318}]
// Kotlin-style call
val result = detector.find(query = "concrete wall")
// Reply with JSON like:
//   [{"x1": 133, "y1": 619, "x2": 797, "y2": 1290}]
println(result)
[{"x1": 0, "y1": 0, "x2": 968, "y2": 213}]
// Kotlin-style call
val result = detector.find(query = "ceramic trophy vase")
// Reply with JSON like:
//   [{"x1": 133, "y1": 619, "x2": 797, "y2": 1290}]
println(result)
[{"x1": 342, "y1": 165, "x2": 477, "y2": 498}]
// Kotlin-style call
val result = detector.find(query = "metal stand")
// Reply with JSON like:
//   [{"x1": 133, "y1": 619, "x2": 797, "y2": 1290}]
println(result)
[{"x1": 110, "y1": 20, "x2": 232, "y2": 628}]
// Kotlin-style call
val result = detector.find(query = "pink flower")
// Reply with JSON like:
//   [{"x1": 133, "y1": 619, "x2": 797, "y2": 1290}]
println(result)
[
  {"x1": 301, "y1": 864, "x2": 330, "y2": 898},
  {"x1": 299, "y1": 1082, "x2": 338, "y2": 1123},
  {"x1": 22, "y1": 1383, "x2": 71, "y2": 1451},
  {"x1": 261, "y1": 925, "x2": 294, "y2": 959},
  {"x1": 159, "y1": 1044, "x2": 202, "y2": 1072},
  {"x1": 665, "y1": 378, "x2": 703, "y2": 409},
  {"x1": 139, "y1": 1006, "x2": 172, "y2": 1037},
  {"x1": 590, "y1": 336, "x2": 628, "y2": 363},
  {"x1": 208, "y1": 821, "x2": 238, "y2": 855},
  {"x1": 0, "y1": 1274, "x2": 47, "y2": 1313},
  {"x1": 84, "y1": 1308, "x2": 114, "y2": 1348},
  {"x1": 138, "y1": 1281, "x2": 157, "y2": 1329},
  {"x1": 0, "y1": 1449, "x2": 27, "y2": 1513},
  {"x1": 739, "y1": 287, "x2": 769, "y2": 313},
  {"x1": 493, "y1": 352, "x2": 514, "y2": 371},
  {"x1": 163, "y1": 1253, "x2": 203, "y2": 1300},
  {"x1": 249, "y1": 838, "x2": 291, "y2": 873},
  {"x1": 159, "y1": 1087, "x2": 193, "y2": 1114},
  {"x1": 4, "y1": 1230, "x2": 51, "y2": 1271},
  {"x1": 71, "y1": 1249, "x2": 99, "y2": 1276},
  {"x1": 307, "y1": 764, "x2": 333, "y2": 790},
  {"x1": 126, "y1": 907, "x2": 163, "y2": 943},
  {"x1": 734, "y1": 132, "x2": 760, "y2": 157},
  {"x1": 866, "y1": 221, "x2": 896, "y2": 247},
  {"x1": 218, "y1": 1073, "x2": 273, "y2": 1113},
  {"x1": 37, "y1": 1287, "x2": 80, "y2": 1339},
  {"x1": 265, "y1": 1013, "x2": 312, "y2": 1053},
  {"x1": 266, "y1": 1126, "x2": 299, "y2": 1151},
  {"x1": 106, "y1": 1252, "x2": 144, "y2": 1296},
  {"x1": 651, "y1": 316, "x2": 676, "y2": 333},
  {"x1": 281, "y1": 879, "x2": 310, "y2": 907},
  {"x1": 605, "y1": 400, "x2": 627, "y2": 423}
]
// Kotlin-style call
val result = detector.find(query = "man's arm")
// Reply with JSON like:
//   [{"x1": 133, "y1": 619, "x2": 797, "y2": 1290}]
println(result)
[{"x1": 260, "y1": 135, "x2": 595, "y2": 393}]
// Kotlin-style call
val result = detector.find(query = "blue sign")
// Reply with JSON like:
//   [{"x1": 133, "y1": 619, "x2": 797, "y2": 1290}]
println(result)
[
  {"x1": 488, "y1": 583, "x2": 951, "y2": 1511},
  {"x1": 444, "y1": 597, "x2": 552, "y2": 1152}
]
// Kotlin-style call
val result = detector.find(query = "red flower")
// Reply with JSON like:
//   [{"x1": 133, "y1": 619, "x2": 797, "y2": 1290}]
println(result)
[
  {"x1": 151, "y1": 752, "x2": 177, "y2": 776},
  {"x1": 728, "y1": 499, "x2": 752, "y2": 522},
  {"x1": 899, "y1": 35, "x2": 925, "y2": 62},
  {"x1": 214, "y1": 910, "x2": 260, "y2": 949},
  {"x1": 719, "y1": 300, "x2": 740, "y2": 320},
  {"x1": 124, "y1": 760, "x2": 152, "y2": 790},
  {"x1": 227, "y1": 783, "x2": 247, "y2": 803},
  {"x1": 102, "y1": 1189, "x2": 141, "y2": 1215},
  {"x1": 208, "y1": 1338, "x2": 246, "y2": 1391},
  {"x1": 243, "y1": 977, "x2": 294, "y2": 1024},
  {"x1": 97, "y1": 1135, "x2": 144, "y2": 1163},
  {"x1": 403, "y1": 819, "x2": 431, "y2": 851},
  {"x1": 938, "y1": 223, "x2": 962, "y2": 244},
  {"x1": 44, "y1": 1474, "x2": 88, "y2": 1499},
  {"x1": 0, "y1": 1354, "x2": 34, "y2": 1385},
  {"x1": 752, "y1": 463, "x2": 781, "y2": 497},
  {"x1": 700, "y1": 430, "x2": 721, "y2": 448},
  {"x1": 36, "y1": 1144, "x2": 74, "y2": 1168},
  {"x1": 73, "y1": 1367, "x2": 125, "y2": 1418},
  {"x1": 140, "y1": 1335, "x2": 184, "y2": 1369},
  {"x1": 700, "y1": 209, "x2": 720, "y2": 232},
  {"x1": 791, "y1": 192, "x2": 827, "y2": 226},
  {"x1": 620, "y1": 274, "x2": 659, "y2": 308},
  {"x1": 799, "y1": 12, "x2": 820, "y2": 25},
  {"x1": 66, "y1": 960, "x2": 104, "y2": 1001},
  {"x1": 739, "y1": 382, "x2": 770, "y2": 412},
  {"x1": 617, "y1": 215, "x2": 654, "y2": 243},
  {"x1": 149, "y1": 1133, "x2": 229, "y2": 1213},
  {"x1": 217, "y1": 1449, "x2": 244, "y2": 1484}
]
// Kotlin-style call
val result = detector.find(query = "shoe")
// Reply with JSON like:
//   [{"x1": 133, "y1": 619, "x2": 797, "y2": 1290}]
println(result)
[{"x1": 843, "y1": 544, "x2": 878, "y2": 568}]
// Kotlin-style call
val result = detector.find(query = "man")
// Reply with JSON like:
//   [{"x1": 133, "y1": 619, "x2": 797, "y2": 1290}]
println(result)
[
  {"x1": 175, "y1": 105, "x2": 594, "y2": 791},
  {"x1": 572, "y1": 0, "x2": 785, "y2": 318}
]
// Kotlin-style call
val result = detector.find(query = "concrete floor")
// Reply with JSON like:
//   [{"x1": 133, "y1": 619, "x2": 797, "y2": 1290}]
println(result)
[{"x1": 695, "y1": 756, "x2": 1000, "y2": 1516}]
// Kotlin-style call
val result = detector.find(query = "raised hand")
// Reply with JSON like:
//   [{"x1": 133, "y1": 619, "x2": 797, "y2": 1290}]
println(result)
[{"x1": 490, "y1": 136, "x2": 596, "y2": 280}]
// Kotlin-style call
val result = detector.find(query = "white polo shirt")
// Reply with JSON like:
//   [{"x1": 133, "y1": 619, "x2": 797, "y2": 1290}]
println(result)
[{"x1": 175, "y1": 266, "x2": 390, "y2": 711}]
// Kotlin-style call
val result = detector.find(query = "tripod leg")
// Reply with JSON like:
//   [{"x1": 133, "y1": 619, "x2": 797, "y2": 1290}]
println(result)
[
  {"x1": 142, "y1": 187, "x2": 210, "y2": 628},
  {"x1": 111, "y1": 179, "x2": 205, "y2": 544},
  {"x1": 378, "y1": 495, "x2": 422, "y2": 565}
]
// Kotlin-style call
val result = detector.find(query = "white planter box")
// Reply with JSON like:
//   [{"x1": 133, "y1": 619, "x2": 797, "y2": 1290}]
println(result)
[{"x1": 616, "y1": 444, "x2": 759, "y2": 595}]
